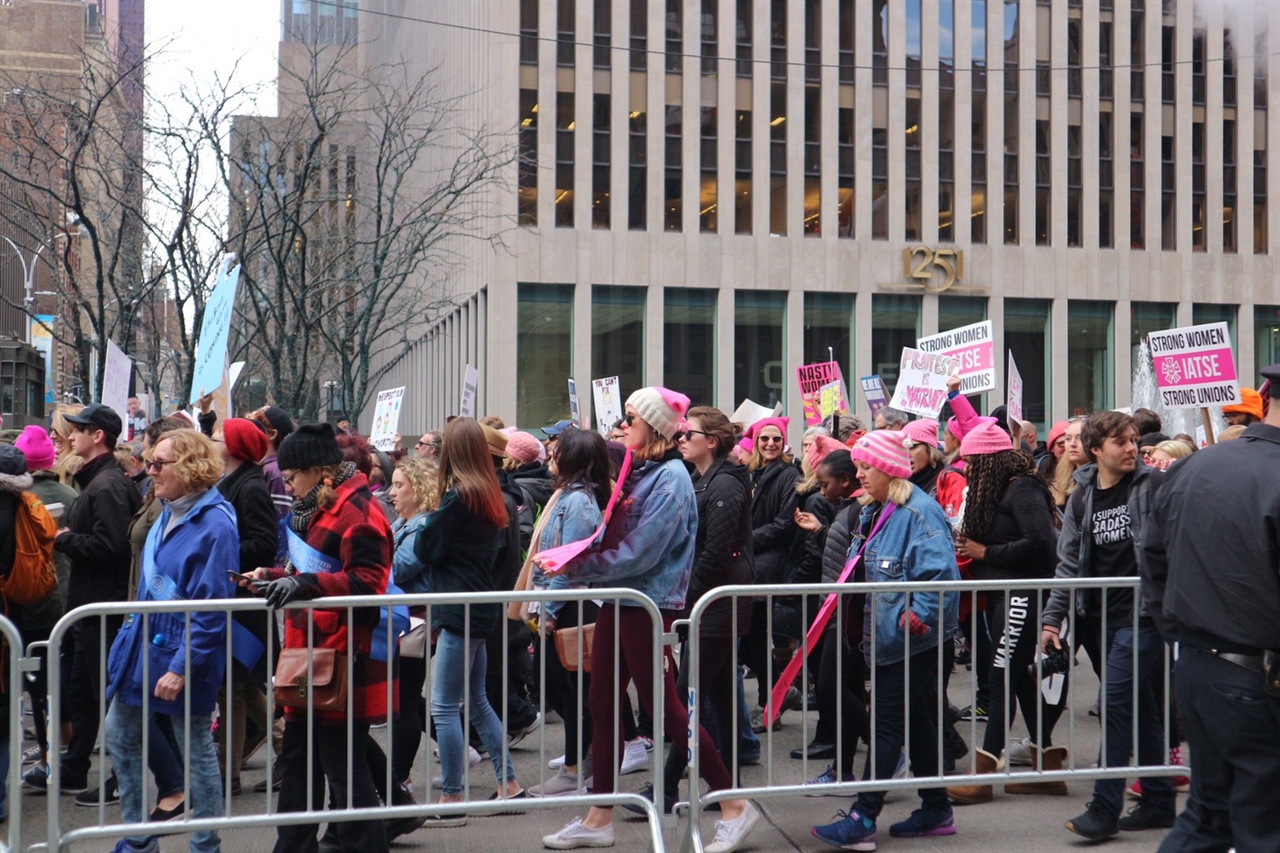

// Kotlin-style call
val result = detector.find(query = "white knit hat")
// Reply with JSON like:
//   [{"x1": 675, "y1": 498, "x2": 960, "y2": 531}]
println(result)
[{"x1": 625, "y1": 387, "x2": 690, "y2": 440}]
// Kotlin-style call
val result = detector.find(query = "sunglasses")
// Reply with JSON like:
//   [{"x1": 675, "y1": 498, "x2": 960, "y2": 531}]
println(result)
[
  {"x1": 757, "y1": 435, "x2": 784, "y2": 444},
  {"x1": 683, "y1": 429, "x2": 710, "y2": 439},
  {"x1": 622, "y1": 413, "x2": 637, "y2": 426},
  {"x1": 145, "y1": 458, "x2": 174, "y2": 472}
]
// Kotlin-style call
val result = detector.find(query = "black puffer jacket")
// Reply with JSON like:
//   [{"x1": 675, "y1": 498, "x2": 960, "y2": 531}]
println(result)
[
  {"x1": 686, "y1": 460, "x2": 754, "y2": 638},
  {"x1": 750, "y1": 460, "x2": 800, "y2": 584},
  {"x1": 819, "y1": 497, "x2": 866, "y2": 640},
  {"x1": 217, "y1": 461, "x2": 281, "y2": 683},
  {"x1": 788, "y1": 487, "x2": 835, "y2": 585}
]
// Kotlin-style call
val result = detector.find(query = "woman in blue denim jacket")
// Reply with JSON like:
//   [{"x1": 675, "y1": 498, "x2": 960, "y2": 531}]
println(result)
[
  {"x1": 814, "y1": 430, "x2": 961, "y2": 852},
  {"x1": 541, "y1": 388, "x2": 760, "y2": 853},
  {"x1": 526, "y1": 429, "x2": 608, "y2": 798}
]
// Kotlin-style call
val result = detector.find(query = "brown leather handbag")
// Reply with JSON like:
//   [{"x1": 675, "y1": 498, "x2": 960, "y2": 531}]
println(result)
[
  {"x1": 272, "y1": 647, "x2": 348, "y2": 710},
  {"x1": 554, "y1": 623, "x2": 595, "y2": 673}
]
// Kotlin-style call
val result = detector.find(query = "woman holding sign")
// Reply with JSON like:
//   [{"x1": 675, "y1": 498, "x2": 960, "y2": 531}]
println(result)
[{"x1": 539, "y1": 388, "x2": 760, "y2": 853}]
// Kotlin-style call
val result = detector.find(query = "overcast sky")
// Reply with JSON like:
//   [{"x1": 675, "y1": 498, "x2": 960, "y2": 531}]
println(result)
[{"x1": 146, "y1": 0, "x2": 278, "y2": 117}]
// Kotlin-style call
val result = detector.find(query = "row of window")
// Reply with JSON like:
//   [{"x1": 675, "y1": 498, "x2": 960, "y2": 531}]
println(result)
[
  {"x1": 515, "y1": 284, "x2": 1280, "y2": 430},
  {"x1": 516, "y1": 0, "x2": 1270, "y2": 253}
]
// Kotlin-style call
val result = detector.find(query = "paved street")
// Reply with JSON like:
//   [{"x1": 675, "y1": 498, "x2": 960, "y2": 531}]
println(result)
[{"x1": 20, "y1": 658, "x2": 1182, "y2": 852}]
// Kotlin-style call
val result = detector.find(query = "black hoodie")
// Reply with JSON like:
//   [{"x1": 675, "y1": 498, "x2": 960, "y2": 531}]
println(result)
[{"x1": 687, "y1": 460, "x2": 755, "y2": 638}]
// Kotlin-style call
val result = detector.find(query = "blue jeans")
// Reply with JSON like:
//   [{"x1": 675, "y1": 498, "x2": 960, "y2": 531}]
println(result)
[
  {"x1": 1094, "y1": 620, "x2": 1175, "y2": 817},
  {"x1": 429, "y1": 629, "x2": 515, "y2": 796},
  {"x1": 106, "y1": 702, "x2": 222, "y2": 853},
  {"x1": 734, "y1": 666, "x2": 760, "y2": 754}
]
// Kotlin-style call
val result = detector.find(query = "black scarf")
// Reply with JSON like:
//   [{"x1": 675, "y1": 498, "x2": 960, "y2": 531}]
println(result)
[{"x1": 289, "y1": 462, "x2": 356, "y2": 535}]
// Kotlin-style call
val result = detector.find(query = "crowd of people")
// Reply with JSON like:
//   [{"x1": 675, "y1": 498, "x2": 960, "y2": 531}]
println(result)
[{"x1": 0, "y1": 366, "x2": 1276, "y2": 853}]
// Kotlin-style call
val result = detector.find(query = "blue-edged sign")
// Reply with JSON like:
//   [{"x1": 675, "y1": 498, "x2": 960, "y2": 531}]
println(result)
[{"x1": 190, "y1": 258, "x2": 241, "y2": 404}]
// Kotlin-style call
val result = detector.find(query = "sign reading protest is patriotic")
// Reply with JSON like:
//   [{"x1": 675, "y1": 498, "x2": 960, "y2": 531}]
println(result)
[
  {"x1": 1007, "y1": 352, "x2": 1024, "y2": 424},
  {"x1": 889, "y1": 348, "x2": 962, "y2": 418},
  {"x1": 592, "y1": 376, "x2": 622, "y2": 435},
  {"x1": 1147, "y1": 322, "x2": 1240, "y2": 409},
  {"x1": 916, "y1": 320, "x2": 996, "y2": 394},
  {"x1": 369, "y1": 387, "x2": 406, "y2": 452},
  {"x1": 797, "y1": 361, "x2": 849, "y2": 426},
  {"x1": 860, "y1": 375, "x2": 889, "y2": 418}
]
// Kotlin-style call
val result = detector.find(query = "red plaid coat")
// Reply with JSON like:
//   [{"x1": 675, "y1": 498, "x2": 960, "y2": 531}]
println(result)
[{"x1": 267, "y1": 473, "x2": 397, "y2": 725}]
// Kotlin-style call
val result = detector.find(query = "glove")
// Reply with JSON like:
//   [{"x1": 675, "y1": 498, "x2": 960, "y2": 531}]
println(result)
[
  {"x1": 261, "y1": 576, "x2": 304, "y2": 609},
  {"x1": 899, "y1": 609, "x2": 930, "y2": 637}
]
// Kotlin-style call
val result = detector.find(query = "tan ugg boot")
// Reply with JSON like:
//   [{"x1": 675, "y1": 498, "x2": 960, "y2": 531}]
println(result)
[
  {"x1": 947, "y1": 748, "x2": 999, "y2": 804},
  {"x1": 1005, "y1": 745, "x2": 1069, "y2": 795}
]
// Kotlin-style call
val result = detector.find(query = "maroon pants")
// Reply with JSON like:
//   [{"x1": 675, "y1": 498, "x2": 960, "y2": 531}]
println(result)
[{"x1": 589, "y1": 603, "x2": 733, "y2": 796}]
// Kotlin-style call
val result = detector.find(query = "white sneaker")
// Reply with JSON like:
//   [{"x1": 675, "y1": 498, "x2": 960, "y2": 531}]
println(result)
[
  {"x1": 542, "y1": 816, "x2": 615, "y2": 849},
  {"x1": 619, "y1": 737, "x2": 651, "y2": 775},
  {"x1": 548, "y1": 754, "x2": 567, "y2": 770},
  {"x1": 705, "y1": 801, "x2": 761, "y2": 853},
  {"x1": 1006, "y1": 736, "x2": 1034, "y2": 766},
  {"x1": 527, "y1": 768, "x2": 592, "y2": 798},
  {"x1": 431, "y1": 746, "x2": 485, "y2": 788}
]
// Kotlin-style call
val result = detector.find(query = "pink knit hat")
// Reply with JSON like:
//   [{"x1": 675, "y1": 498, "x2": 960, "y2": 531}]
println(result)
[
  {"x1": 748, "y1": 417, "x2": 790, "y2": 442},
  {"x1": 849, "y1": 430, "x2": 912, "y2": 480},
  {"x1": 505, "y1": 430, "x2": 543, "y2": 465},
  {"x1": 625, "y1": 387, "x2": 690, "y2": 439},
  {"x1": 14, "y1": 425, "x2": 56, "y2": 471},
  {"x1": 902, "y1": 418, "x2": 941, "y2": 450},
  {"x1": 805, "y1": 434, "x2": 846, "y2": 471},
  {"x1": 959, "y1": 417, "x2": 1013, "y2": 457}
]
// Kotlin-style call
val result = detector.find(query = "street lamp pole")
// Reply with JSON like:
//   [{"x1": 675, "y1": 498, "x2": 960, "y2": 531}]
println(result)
[{"x1": 0, "y1": 235, "x2": 49, "y2": 344}]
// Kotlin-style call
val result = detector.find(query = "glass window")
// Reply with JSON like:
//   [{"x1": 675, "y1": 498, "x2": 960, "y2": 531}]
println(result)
[
  {"x1": 871, "y1": 294, "x2": 922, "y2": 389},
  {"x1": 1162, "y1": 134, "x2": 1175, "y2": 250},
  {"x1": 592, "y1": 286, "x2": 645, "y2": 396},
  {"x1": 939, "y1": 0, "x2": 954, "y2": 89},
  {"x1": 838, "y1": 0, "x2": 855, "y2": 84},
  {"x1": 520, "y1": 0, "x2": 538, "y2": 65},
  {"x1": 973, "y1": 92, "x2": 987, "y2": 243},
  {"x1": 557, "y1": 0, "x2": 575, "y2": 67},
  {"x1": 1224, "y1": 119, "x2": 1237, "y2": 253},
  {"x1": 804, "y1": 293, "x2": 854, "y2": 383},
  {"x1": 665, "y1": 105, "x2": 682, "y2": 231},
  {"x1": 735, "y1": 291, "x2": 787, "y2": 408},
  {"x1": 1254, "y1": 305, "x2": 1280, "y2": 374},
  {"x1": 837, "y1": 107, "x2": 854, "y2": 237},
  {"x1": 771, "y1": 0, "x2": 787, "y2": 80},
  {"x1": 735, "y1": 109, "x2": 751, "y2": 234},
  {"x1": 518, "y1": 284, "x2": 574, "y2": 427},
  {"x1": 593, "y1": 95, "x2": 611, "y2": 229},
  {"x1": 594, "y1": 0, "x2": 612, "y2": 68},
  {"x1": 1005, "y1": 298, "x2": 1051, "y2": 426},
  {"x1": 700, "y1": 106, "x2": 717, "y2": 232},
  {"x1": 804, "y1": 0, "x2": 820, "y2": 83},
  {"x1": 1099, "y1": 112, "x2": 1113, "y2": 248},
  {"x1": 1130, "y1": 301, "x2": 1177, "y2": 368},
  {"x1": 556, "y1": 93, "x2": 574, "y2": 227},
  {"x1": 631, "y1": 0, "x2": 648, "y2": 71},
  {"x1": 736, "y1": 0, "x2": 752, "y2": 77},
  {"x1": 873, "y1": 0, "x2": 889, "y2": 85},
  {"x1": 1192, "y1": 303, "x2": 1239, "y2": 353},
  {"x1": 702, "y1": 0, "x2": 718, "y2": 75},
  {"x1": 1131, "y1": 113, "x2": 1145, "y2": 248},
  {"x1": 665, "y1": 289, "x2": 717, "y2": 405},
  {"x1": 1256, "y1": 127, "x2": 1268, "y2": 254},
  {"x1": 905, "y1": 98, "x2": 922, "y2": 240},
  {"x1": 770, "y1": 82, "x2": 786, "y2": 236},
  {"x1": 518, "y1": 90, "x2": 538, "y2": 226},
  {"x1": 630, "y1": 110, "x2": 647, "y2": 230},
  {"x1": 939, "y1": 91, "x2": 955, "y2": 241},
  {"x1": 973, "y1": 0, "x2": 987, "y2": 91},
  {"x1": 905, "y1": 0, "x2": 922, "y2": 88},
  {"x1": 667, "y1": 0, "x2": 684, "y2": 73},
  {"x1": 1036, "y1": 120, "x2": 1051, "y2": 245},
  {"x1": 1068, "y1": 300, "x2": 1114, "y2": 415},
  {"x1": 872, "y1": 125, "x2": 889, "y2": 239},
  {"x1": 804, "y1": 87, "x2": 820, "y2": 235},
  {"x1": 1193, "y1": 121, "x2": 1206, "y2": 251}
]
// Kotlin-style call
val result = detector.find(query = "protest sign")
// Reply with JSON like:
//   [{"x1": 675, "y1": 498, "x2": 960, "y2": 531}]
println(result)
[
  {"x1": 369, "y1": 387, "x2": 406, "y2": 452},
  {"x1": 101, "y1": 338, "x2": 132, "y2": 417},
  {"x1": 31, "y1": 315, "x2": 55, "y2": 404},
  {"x1": 1007, "y1": 352, "x2": 1024, "y2": 424},
  {"x1": 888, "y1": 348, "x2": 961, "y2": 418},
  {"x1": 917, "y1": 320, "x2": 996, "y2": 394},
  {"x1": 592, "y1": 376, "x2": 622, "y2": 435},
  {"x1": 860, "y1": 375, "x2": 889, "y2": 418},
  {"x1": 819, "y1": 381, "x2": 846, "y2": 418},
  {"x1": 459, "y1": 364, "x2": 479, "y2": 417},
  {"x1": 730, "y1": 398, "x2": 777, "y2": 428},
  {"x1": 190, "y1": 258, "x2": 240, "y2": 402},
  {"x1": 796, "y1": 361, "x2": 849, "y2": 426},
  {"x1": 568, "y1": 377, "x2": 581, "y2": 427},
  {"x1": 1147, "y1": 322, "x2": 1240, "y2": 409}
]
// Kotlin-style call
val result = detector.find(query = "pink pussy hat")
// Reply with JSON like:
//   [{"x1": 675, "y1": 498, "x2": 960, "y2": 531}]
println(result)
[
  {"x1": 959, "y1": 417, "x2": 1014, "y2": 457},
  {"x1": 849, "y1": 429, "x2": 913, "y2": 480}
]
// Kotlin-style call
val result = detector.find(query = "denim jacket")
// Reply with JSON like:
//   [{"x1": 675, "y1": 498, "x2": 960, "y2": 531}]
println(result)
[
  {"x1": 859, "y1": 484, "x2": 960, "y2": 667},
  {"x1": 392, "y1": 511, "x2": 431, "y2": 594},
  {"x1": 569, "y1": 455, "x2": 697, "y2": 611},
  {"x1": 534, "y1": 484, "x2": 604, "y2": 620}
]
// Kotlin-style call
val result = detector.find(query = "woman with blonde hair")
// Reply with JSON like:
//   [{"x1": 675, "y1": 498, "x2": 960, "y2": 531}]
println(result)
[{"x1": 50, "y1": 403, "x2": 85, "y2": 486}]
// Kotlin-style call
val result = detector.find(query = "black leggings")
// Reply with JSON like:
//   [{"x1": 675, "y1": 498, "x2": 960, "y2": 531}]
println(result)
[
  {"x1": 981, "y1": 589, "x2": 1068, "y2": 756},
  {"x1": 815, "y1": 627, "x2": 868, "y2": 778},
  {"x1": 664, "y1": 633, "x2": 738, "y2": 790}
]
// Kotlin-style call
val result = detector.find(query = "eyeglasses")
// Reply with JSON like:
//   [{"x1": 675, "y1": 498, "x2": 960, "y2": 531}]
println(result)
[
  {"x1": 757, "y1": 435, "x2": 784, "y2": 444},
  {"x1": 145, "y1": 458, "x2": 174, "y2": 472},
  {"x1": 284, "y1": 470, "x2": 300, "y2": 486}
]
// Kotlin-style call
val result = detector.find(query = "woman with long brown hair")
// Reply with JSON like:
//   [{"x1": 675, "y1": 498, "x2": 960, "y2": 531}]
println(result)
[{"x1": 416, "y1": 417, "x2": 523, "y2": 824}]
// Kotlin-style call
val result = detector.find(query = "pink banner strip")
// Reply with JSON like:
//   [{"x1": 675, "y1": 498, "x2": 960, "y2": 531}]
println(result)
[{"x1": 533, "y1": 450, "x2": 634, "y2": 576}]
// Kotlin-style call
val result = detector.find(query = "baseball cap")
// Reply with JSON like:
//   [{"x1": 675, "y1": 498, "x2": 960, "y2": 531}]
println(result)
[
  {"x1": 543, "y1": 419, "x2": 574, "y2": 437},
  {"x1": 63, "y1": 403, "x2": 123, "y2": 440}
]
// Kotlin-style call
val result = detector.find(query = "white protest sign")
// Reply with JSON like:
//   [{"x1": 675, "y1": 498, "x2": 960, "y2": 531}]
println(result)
[
  {"x1": 730, "y1": 398, "x2": 776, "y2": 428},
  {"x1": 889, "y1": 348, "x2": 962, "y2": 418},
  {"x1": 1007, "y1": 352, "x2": 1024, "y2": 424},
  {"x1": 1147, "y1": 322, "x2": 1240, "y2": 409},
  {"x1": 917, "y1": 320, "x2": 996, "y2": 395},
  {"x1": 369, "y1": 386, "x2": 406, "y2": 452},
  {"x1": 190, "y1": 258, "x2": 240, "y2": 402},
  {"x1": 592, "y1": 376, "x2": 622, "y2": 435},
  {"x1": 459, "y1": 364, "x2": 479, "y2": 417},
  {"x1": 100, "y1": 338, "x2": 132, "y2": 418}
]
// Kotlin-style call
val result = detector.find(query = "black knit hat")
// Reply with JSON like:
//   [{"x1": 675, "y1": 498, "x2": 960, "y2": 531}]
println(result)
[
  {"x1": 262, "y1": 406, "x2": 295, "y2": 440},
  {"x1": 277, "y1": 422, "x2": 343, "y2": 470},
  {"x1": 0, "y1": 444, "x2": 26, "y2": 477}
]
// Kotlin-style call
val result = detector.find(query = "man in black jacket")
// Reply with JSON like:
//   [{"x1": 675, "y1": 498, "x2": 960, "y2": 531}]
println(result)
[
  {"x1": 41, "y1": 404, "x2": 141, "y2": 795},
  {"x1": 1141, "y1": 368, "x2": 1280, "y2": 853}
]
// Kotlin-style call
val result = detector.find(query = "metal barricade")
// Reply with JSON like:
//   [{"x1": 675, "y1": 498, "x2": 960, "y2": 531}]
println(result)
[
  {"x1": 41, "y1": 588, "x2": 669, "y2": 853},
  {"x1": 680, "y1": 577, "x2": 1180, "y2": 853},
  {"x1": 0, "y1": 614, "x2": 31, "y2": 852}
]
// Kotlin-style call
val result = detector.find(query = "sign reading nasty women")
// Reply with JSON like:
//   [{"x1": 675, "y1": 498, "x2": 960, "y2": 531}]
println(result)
[
  {"x1": 1147, "y1": 322, "x2": 1240, "y2": 409},
  {"x1": 889, "y1": 348, "x2": 962, "y2": 418}
]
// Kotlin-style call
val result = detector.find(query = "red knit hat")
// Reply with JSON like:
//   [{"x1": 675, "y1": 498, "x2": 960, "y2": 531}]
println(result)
[
  {"x1": 959, "y1": 417, "x2": 1013, "y2": 457},
  {"x1": 849, "y1": 430, "x2": 912, "y2": 479},
  {"x1": 223, "y1": 417, "x2": 269, "y2": 464}
]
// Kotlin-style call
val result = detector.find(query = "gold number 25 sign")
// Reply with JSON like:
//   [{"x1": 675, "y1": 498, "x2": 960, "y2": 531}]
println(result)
[{"x1": 902, "y1": 246, "x2": 965, "y2": 292}]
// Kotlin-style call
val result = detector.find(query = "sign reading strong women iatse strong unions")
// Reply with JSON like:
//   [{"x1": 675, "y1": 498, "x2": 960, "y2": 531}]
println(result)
[{"x1": 1147, "y1": 322, "x2": 1240, "y2": 410}]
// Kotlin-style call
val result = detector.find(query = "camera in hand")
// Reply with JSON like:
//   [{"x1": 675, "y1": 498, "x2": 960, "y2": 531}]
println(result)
[{"x1": 1033, "y1": 645, "x2": 1071, "y2": 677}]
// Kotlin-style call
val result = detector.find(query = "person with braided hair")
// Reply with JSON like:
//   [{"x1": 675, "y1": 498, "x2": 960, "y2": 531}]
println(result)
[{"x1": 946, "y1": 419, "x2": 1066, "y2": 807}]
